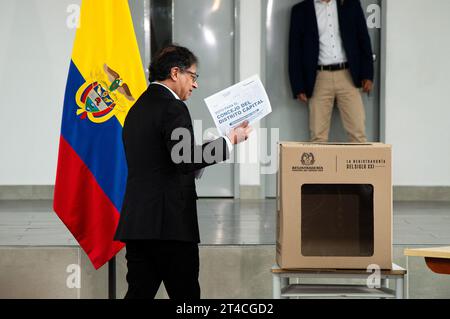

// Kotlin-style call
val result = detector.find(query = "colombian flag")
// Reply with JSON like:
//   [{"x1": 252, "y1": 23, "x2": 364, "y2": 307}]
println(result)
[{"x1": 54, "y1": 0, "x2": 147, "y2": 269}]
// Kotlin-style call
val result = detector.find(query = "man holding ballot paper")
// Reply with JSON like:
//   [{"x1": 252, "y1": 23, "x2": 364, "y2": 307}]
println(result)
[
  {"x1": 114, "y1": 45, "x2": 252, "y2": 299},
  {"x1": 204, "y1": 75, "x2": 272, "y2": 137}
]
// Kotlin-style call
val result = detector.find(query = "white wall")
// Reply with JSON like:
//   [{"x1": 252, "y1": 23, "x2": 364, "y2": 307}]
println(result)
[
  {"x1": 1, "y1": 0, "x2": 449, "y2": 188},
  {"x1": 238, "y1": 0, "x2": 262, "y2": 186},
  {"x1": 384, "y1": 0, "x2": 450, "y2": 186},
  {"x1": 0, "y1": 0, "x2": 78, "y2": 184}
]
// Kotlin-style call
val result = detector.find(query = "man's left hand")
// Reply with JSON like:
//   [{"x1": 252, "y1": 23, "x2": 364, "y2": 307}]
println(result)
[
  {"x1": 227, "y1": 120, "x2": 253, "y2": 145},
  {"x1": 362, "y1": 79, "x2": 373, "y2": 93}
]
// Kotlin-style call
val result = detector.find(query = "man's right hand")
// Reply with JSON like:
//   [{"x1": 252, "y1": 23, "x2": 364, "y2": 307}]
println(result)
[
  {"x1": 297, "y1": 93, "x2": 308, "y2": 104},
  {"x1": 227, "y1": 120, "x2": 253, "y2": 145}
]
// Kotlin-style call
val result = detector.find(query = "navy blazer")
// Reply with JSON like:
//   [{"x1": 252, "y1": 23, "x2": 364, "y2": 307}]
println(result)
[{"x1": 288, "y1": 0, "x2": 374, "y2": 98}]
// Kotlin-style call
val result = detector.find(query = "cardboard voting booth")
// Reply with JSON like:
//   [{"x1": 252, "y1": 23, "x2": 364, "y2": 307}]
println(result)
[{"x1": 276, "y1": 143, "x2": 392, "y2": 270}]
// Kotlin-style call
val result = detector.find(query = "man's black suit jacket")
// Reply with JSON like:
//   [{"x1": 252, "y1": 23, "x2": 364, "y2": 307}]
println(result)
[
  {"x1": 114, "y1": 84, "x2": 229, "y2": 243},
  {"x1": 288, "y1": 0, "x2": 374, "y2": 98}
]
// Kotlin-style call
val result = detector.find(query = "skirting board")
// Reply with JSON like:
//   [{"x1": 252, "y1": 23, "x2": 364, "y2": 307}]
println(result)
[
  {"x1": 0, "y1": 185, "x2": 449, "y2": 201},
  {"x1": 0, "y1": 185, "x2": 55, "y2": 200},
  {"x1": 239, "y1": 185, "x2": 262, "y2": 200},
  {"x1": 393, "y1": 186, "x2": 450, "y2": 202}
]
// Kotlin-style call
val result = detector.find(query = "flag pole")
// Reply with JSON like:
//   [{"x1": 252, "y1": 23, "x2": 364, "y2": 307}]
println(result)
[{"x1": 108, "y1": 256, "x2": 116, "y2": 299}]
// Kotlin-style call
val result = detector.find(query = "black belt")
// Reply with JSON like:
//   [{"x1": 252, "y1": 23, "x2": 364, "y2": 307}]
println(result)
[{"x1": 317, "y1": 62, "x2": 349, "y2": 71}]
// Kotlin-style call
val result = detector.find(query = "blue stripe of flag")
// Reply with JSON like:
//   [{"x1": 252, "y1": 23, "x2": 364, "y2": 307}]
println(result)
[{"x1": 60, "y1": 61, "x2": 127, "y2": 213}]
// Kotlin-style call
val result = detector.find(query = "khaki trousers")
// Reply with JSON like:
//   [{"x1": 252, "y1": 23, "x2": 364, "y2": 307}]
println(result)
[{"x1": 308, "y1": 69, "x2": 367, "y2": 143}]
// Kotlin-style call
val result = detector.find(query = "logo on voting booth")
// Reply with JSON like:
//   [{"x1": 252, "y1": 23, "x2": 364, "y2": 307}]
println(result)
[
  {"x1": 75, "y1": 64, "x2": 135, "y2": 124},
  {"x1": 301, "y1": 153, "x2": 315, "y2": 166}
]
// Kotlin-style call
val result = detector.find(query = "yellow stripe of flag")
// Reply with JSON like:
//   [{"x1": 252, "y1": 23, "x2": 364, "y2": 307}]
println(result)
[{"x1": 72, "y1": 0, "x2": 147, "y2": 126}]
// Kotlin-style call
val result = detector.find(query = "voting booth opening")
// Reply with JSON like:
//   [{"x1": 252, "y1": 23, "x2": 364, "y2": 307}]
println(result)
[{"x1": 276, "y1": 143, "x2": 392, "y2": 270}]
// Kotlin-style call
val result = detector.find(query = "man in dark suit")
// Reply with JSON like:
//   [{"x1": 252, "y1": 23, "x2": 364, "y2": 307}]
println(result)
[
  {"x1": 114, "y1": 45, "x2": 252, "y2": 299},
  {"x1": 289, "y1": 0, "x2": 374, "y2": 142}
]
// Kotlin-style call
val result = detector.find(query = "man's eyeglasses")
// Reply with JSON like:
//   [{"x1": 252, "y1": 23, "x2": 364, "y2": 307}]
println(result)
[{"x1": 184, "y1": 70, "x2": 199, "y2": 83}]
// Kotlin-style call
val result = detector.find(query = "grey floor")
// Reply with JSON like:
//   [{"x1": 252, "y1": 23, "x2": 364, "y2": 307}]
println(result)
[
  {"x1": 1, "y1": 199, "x2": 450, "y2": 299},
  {"x1": 0, "y1": 199, "x2": 450, "y2": 246}
]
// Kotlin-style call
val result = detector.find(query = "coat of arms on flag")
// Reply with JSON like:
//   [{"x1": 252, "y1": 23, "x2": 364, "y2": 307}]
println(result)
[{"x1": 76, "y1": 64, "x2": 135, "y2": 123}]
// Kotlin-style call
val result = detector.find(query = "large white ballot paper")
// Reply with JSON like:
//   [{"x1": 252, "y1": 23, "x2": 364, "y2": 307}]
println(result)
[{"x1": 204, "y1": 75, "x2": 272, "y2": 136}]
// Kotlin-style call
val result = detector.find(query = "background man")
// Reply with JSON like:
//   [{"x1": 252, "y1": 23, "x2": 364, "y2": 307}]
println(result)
[
  {"x1": 114, "y1": 45, "x2": 252, "y2": 299},
  {"x1": 289, "y1": 0, "x2": 374, "y2": 142}
]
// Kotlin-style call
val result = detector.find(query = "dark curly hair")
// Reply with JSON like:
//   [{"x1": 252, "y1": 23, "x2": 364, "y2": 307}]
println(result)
[{"x1": 148, "y1": 44, "x2": 198, "y2": 82}]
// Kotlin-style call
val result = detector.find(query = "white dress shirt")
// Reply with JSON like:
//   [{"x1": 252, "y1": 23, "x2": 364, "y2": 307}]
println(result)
[
  {"x1": 314, "y1": 0, "x2": 348, "y2": 65},
  {"x1": 151, "y1": 81, "x2": 233, "y2": 153}
]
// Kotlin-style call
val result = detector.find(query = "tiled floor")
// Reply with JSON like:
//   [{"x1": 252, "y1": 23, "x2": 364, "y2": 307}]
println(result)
[
  {"x1": 0, "y1": 199, "x2": 449, "y2": 246},
  {"x1": 0, "y1": 199, "x2": 450, "y2": 298}
]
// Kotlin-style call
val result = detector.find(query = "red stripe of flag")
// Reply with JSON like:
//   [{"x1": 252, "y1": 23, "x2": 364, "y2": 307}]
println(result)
[{"x1": 54, "y1": 136, "x2": 124, "y2": 269}]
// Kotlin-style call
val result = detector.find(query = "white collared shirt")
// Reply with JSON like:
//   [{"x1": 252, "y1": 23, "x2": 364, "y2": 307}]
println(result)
[
  {"x1": 151, "y1": 81, "x2": 233, "y2": 152},
  {"x1": 314, "y1": 0, "x2": 348, "y2": 65}
]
